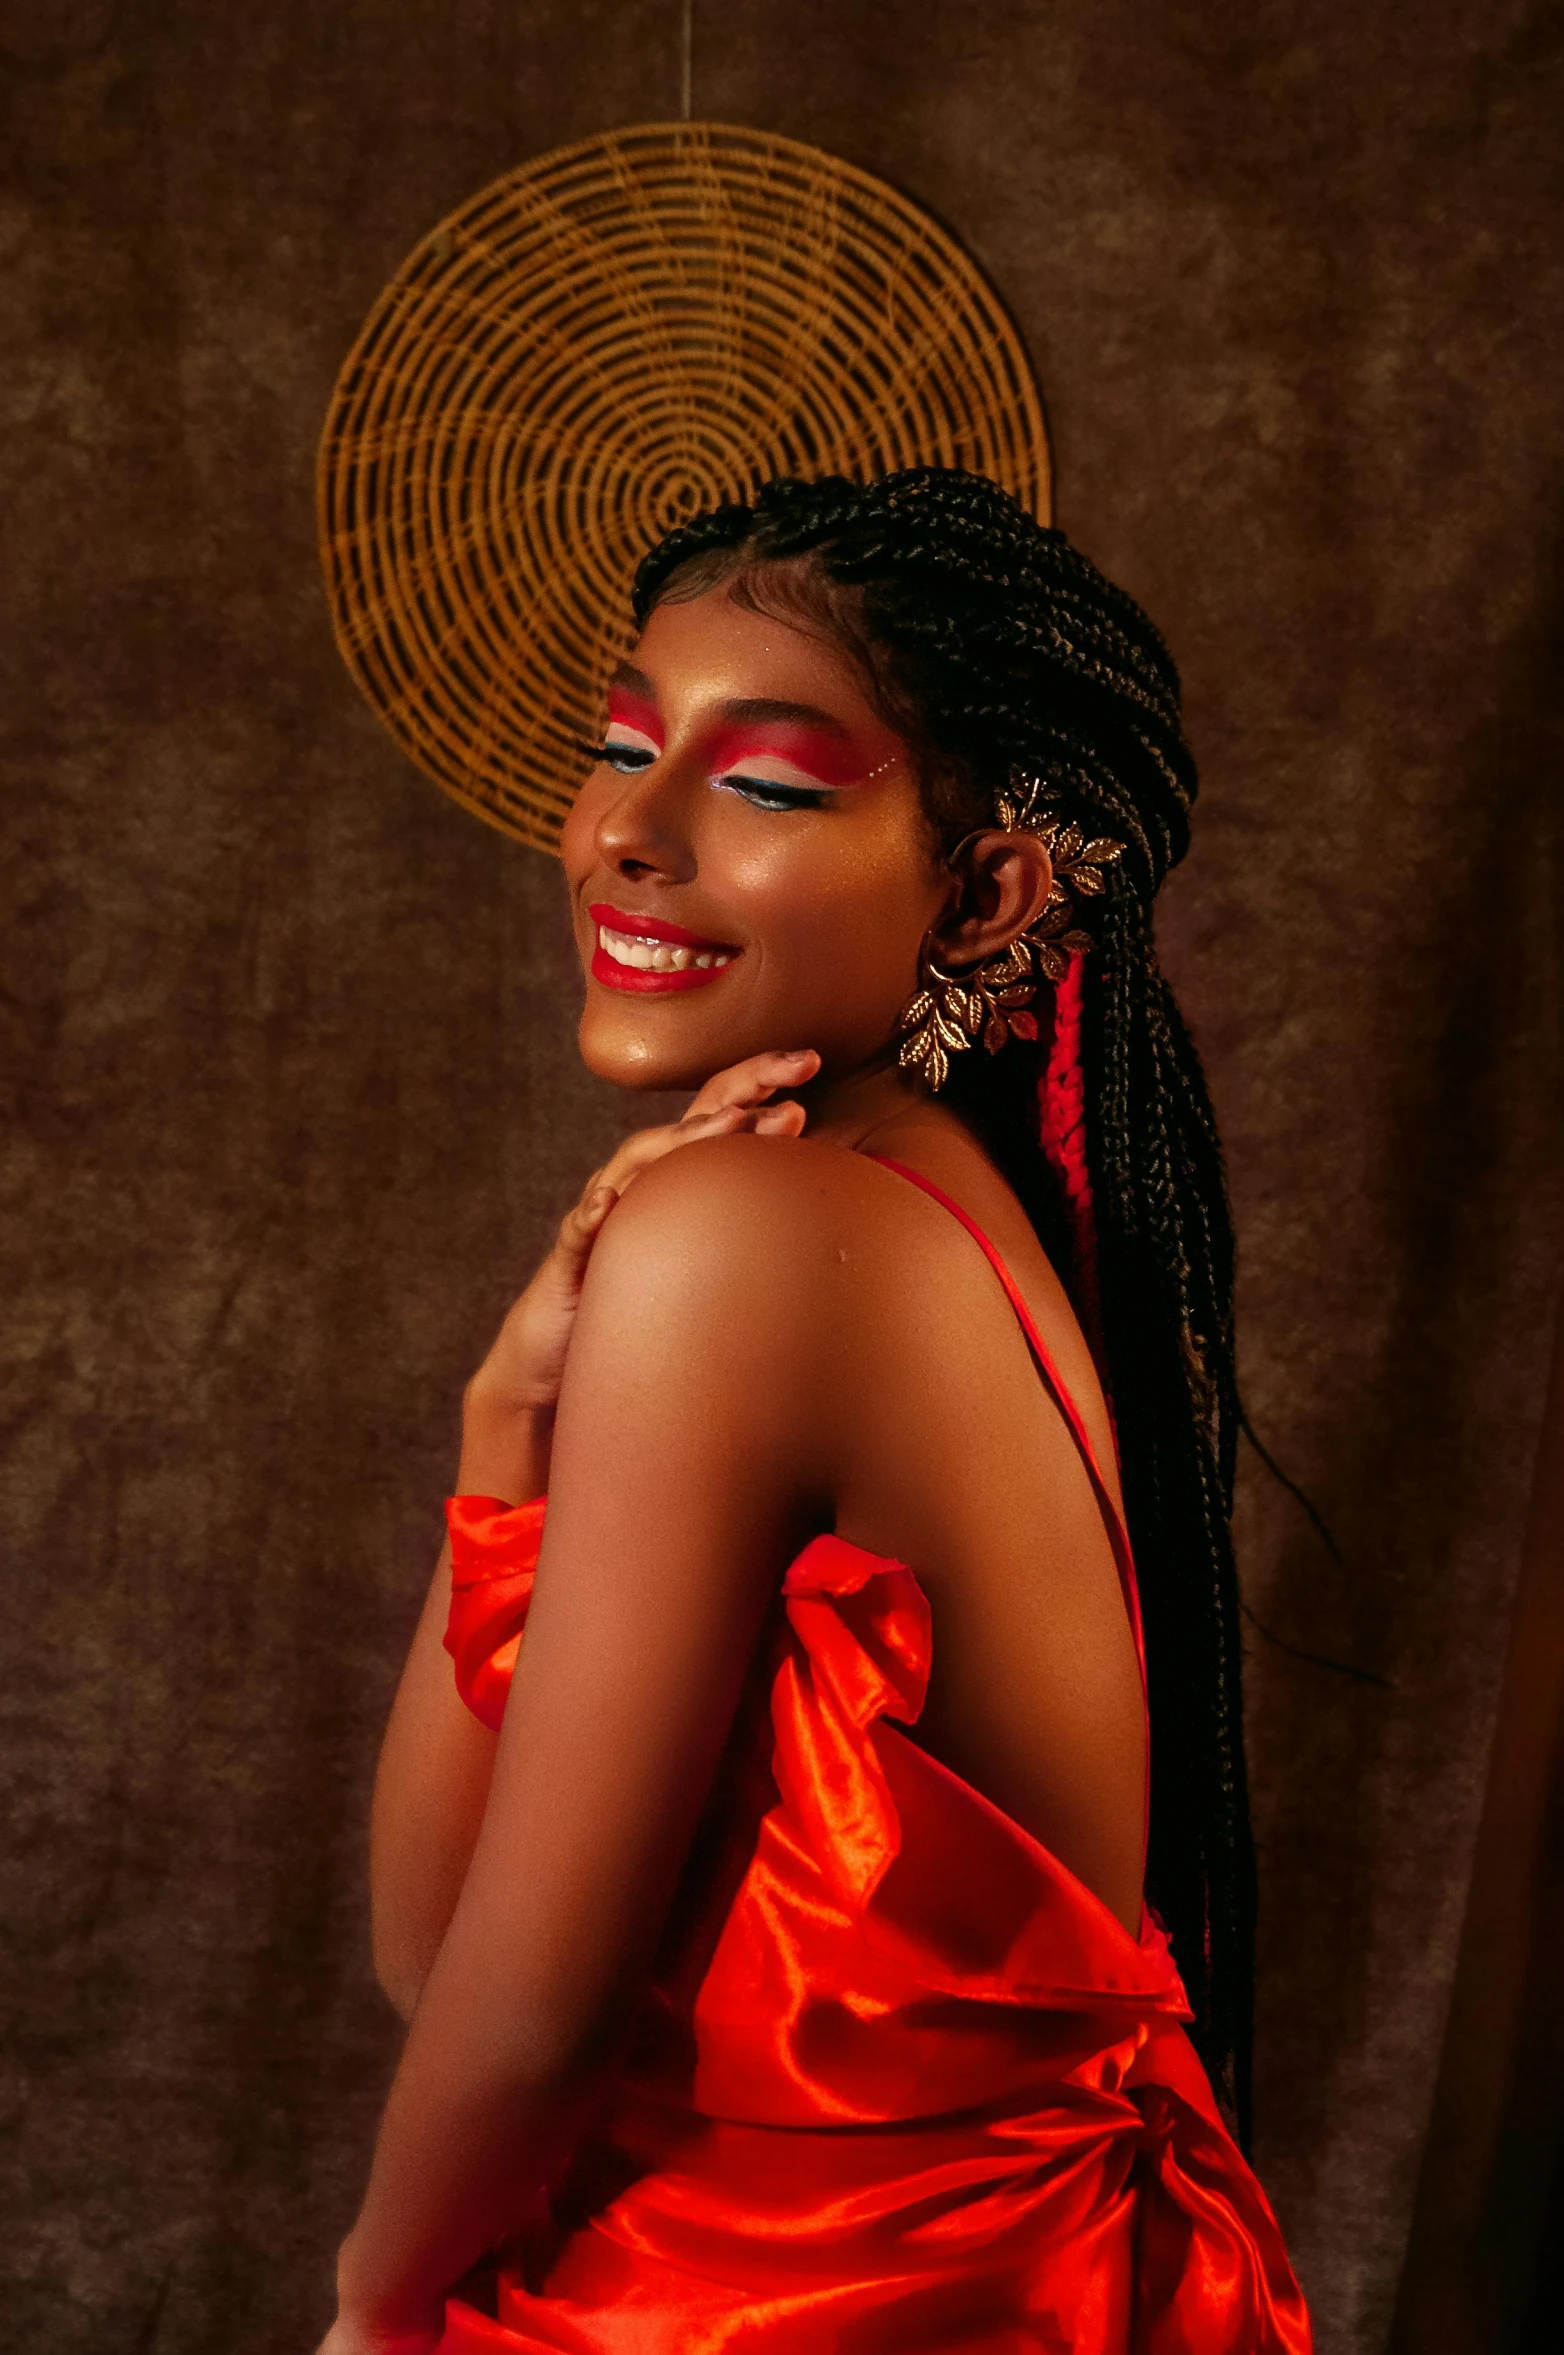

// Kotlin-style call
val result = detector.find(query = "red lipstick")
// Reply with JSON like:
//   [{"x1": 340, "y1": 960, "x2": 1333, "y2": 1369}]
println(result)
[{"x1": 588, "y1": 902, "x2": 741, "y2": 995}]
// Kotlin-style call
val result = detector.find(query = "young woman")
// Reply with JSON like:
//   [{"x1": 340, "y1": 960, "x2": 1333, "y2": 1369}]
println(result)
[{"x1": 320, "y1": 471, "x2": 1311, "y2": 2353}]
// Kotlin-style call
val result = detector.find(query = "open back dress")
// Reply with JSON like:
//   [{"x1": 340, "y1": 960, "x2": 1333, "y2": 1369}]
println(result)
[{"x1": 435, "y1": 1159, "x2": 1312, "y2": 2353}]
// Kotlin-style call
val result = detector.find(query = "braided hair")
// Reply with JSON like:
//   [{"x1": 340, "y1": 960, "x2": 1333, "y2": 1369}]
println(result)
[{"x1": 631, "y1": 470, "x2": 1253, "y2": 2130}]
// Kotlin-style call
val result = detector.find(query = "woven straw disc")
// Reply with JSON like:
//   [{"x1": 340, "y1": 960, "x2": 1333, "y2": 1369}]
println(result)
[{"x1": 319, "y1": 122, "x2": 1050, "y2": 854}]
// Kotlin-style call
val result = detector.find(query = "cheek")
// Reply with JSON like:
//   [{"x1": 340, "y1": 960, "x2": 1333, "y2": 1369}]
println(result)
[{"x1": 737, "y1": 821, "x2": 938, "y2": 991}]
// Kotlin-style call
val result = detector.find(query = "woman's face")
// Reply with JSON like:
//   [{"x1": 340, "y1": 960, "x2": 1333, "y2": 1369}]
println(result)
[{"x1": 561, "y1": 583, "x2": 949, "y2": 1092}]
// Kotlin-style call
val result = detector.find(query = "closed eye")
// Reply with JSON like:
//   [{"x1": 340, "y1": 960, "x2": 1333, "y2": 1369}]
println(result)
[
  {"x1": 716, "y1": 773, "x2": 831, "y2": 813},
  {"x1": 576, "y1": 738, "x2": 657, "y2": 775},
  {"x1": 574, "y1": 740, "x2": 832, "y2": 807}
]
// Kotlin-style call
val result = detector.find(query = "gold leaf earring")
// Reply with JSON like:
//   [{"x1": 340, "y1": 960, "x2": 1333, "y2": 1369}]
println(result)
[{"x1": 894, "y1": 770, "x2": 1124, "y2": 1093}]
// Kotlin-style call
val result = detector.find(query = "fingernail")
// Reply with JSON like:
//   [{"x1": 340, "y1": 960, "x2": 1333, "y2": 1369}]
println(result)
[{"x1": 780, "y1": 1049, "x2": 816, "y2": 1064}]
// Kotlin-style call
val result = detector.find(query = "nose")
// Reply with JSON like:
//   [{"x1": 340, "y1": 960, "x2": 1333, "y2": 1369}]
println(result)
[{"x1": 592, "y1": 761, "x2": 697, "y2": 885}]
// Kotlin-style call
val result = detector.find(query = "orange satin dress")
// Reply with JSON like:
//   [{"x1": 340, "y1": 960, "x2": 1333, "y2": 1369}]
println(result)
[{"x1": 437, "y1": 1159, "x2": 1312, "y2": 2354}]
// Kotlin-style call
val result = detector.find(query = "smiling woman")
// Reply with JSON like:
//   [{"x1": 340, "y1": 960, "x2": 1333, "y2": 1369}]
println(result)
[
  {"x1": 313, "y1": 471, "x2": 1313, "y2": 2355},
  {"x1": 566, "y1": 596, "x2": 953, "y2": 1086}
]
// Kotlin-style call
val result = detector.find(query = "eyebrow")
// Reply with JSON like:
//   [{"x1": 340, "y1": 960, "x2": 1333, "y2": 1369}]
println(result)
[
  {"x1": 718, "y1": 696, "x2": 852, "y2": 737},
  {"x1": 608, "y1": 666, "x2": 852, "y2": 739}
]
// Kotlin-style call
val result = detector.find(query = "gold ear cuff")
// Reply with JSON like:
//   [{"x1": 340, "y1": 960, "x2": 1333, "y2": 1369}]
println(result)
[{"x1": 894, "y1": 771, "x2": 1123, "y2": 1091}]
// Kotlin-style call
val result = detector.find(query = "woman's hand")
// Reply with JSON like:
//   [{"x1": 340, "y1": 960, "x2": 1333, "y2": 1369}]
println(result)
[{"x1": 457, "y1": 1048, "x2": 819, "y2": 1497}]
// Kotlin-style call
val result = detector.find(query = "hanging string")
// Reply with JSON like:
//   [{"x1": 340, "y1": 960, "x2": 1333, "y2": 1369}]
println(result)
[{"x1": 680, "y1": 0, "x2": 693, "y2": 119}]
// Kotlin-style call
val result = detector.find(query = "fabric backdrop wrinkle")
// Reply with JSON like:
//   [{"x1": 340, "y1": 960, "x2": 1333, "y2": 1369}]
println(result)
[{"x1": 1, "y1": 4, "x2": 1560, "y2": 2352}]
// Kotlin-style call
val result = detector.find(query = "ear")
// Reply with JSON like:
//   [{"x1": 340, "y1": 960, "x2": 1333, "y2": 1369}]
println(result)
[{"x1": 930, "y1": 830, "x2": 1055, "y2": 970}]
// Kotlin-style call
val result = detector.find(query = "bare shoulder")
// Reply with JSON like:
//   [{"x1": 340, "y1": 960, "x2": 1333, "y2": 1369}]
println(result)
[
  {"x1": 580, "y1": 1132, "x2": 963, "y2": 1313},
  {"x1": 553, "y1": 1137, "x2": 946, "y2": 1507},
  {"x1": 568, "y1": 1135, "x2": 985, "y2": 1405}
]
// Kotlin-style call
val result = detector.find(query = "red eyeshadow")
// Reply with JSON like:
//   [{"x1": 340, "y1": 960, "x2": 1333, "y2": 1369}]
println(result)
[
  {"x1": 703, "y1": 721, "x2": 870, "y2": 789},
  {"x1": 607, "y1": 685, "x2": 665, "y2": 745}
]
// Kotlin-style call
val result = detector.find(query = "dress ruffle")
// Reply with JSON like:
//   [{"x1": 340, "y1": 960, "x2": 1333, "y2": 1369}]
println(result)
[{"x1": 443, "y1": 1494, "x2": 545, "y2": 1730}]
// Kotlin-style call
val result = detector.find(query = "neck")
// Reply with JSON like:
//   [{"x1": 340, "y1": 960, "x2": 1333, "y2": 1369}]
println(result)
[{"x1": 794, "y1": 1056, "x2": 955, "y2": 1156}]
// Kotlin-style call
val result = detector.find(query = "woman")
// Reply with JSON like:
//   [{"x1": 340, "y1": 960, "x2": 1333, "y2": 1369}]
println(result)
[{"x1": 320, "y1": 471, "x2": 1311, "y2": 2352}]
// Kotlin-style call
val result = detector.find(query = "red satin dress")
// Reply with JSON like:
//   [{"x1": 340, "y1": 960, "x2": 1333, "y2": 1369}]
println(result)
[{"x1": 437, "y1": 1159, "x2": 1312, "y2": 2354}]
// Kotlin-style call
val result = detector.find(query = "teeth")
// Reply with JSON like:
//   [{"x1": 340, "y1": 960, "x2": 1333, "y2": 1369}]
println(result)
[{"x1": 599, "y1": 925, "x2": 731, "y2": 974}]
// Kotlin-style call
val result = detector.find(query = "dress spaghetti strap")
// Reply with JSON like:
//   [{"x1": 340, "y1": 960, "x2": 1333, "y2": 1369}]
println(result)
[{"x1": 866, "y1": 1152, "x2": 1147, "y2": 1677}]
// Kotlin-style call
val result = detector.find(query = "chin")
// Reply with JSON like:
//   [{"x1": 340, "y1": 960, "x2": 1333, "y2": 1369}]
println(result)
[{"x1": 576, "y1": 999, "x2": 741, "y2": 1093}]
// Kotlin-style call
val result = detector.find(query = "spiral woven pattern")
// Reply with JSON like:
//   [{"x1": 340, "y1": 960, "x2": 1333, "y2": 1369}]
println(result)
[{"x1": 319, "y1": 121, "x2": 1050, "y2": 852}]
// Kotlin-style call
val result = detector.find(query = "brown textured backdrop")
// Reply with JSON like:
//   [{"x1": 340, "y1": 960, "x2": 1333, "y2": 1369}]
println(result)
[{"x1": 2, "y1": 3, "x2": 1560, "y2": 2350}]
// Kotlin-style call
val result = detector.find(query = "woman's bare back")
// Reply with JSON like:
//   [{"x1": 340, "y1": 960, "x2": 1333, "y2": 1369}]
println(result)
[
  {"x1": 528, "y1": 1119, "x2": 1147, "y2": 1939},
  {"x1": 741, "y1": 1127, "x2": 1148, "y2": 1933}
]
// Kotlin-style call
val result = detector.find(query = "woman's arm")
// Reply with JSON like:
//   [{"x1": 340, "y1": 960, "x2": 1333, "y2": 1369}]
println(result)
[
  {"x1": 369, "y1": 1538, "x2": 495, "y2": 2022},
  {"x1": 334, "y1": 1137, "x2": 839, "y2": 2344},
  {"x1": 365, "y1": 1052, "x2": 818, "y2": 2022},
  {"x1": 369, "y1": 1394, "x2": 558, "y2": 2019}
]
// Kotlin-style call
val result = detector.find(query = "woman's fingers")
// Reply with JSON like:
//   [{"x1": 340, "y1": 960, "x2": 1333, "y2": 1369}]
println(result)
[
  {"x1": 590, "y1": 1081, "x2": 810, "y2": 1205},
  {"x1": 685, "y1": 1047, "x2": 819, "y2": 1119},
  {"x1": 753, "y1": 1100, "x2": 806, "y2": 1137},
  {"x1": 555, "y1": 1183, "x2": 618, "y2": 1272},
  {"x1": 596, "y1": 1103, "x2": 746, "y2": 1195},
  {"x1": 562, "y1": 1052, "x2": 818, "y2": 1236}
]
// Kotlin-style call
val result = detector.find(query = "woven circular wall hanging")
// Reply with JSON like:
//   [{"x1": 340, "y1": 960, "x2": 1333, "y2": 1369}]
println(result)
[{"x1": 319, "y1": 121, "x2": 1050, "y2": 854}]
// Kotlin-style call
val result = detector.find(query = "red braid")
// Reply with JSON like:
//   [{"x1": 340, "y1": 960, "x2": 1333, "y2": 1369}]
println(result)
[{"x1": 1039, "y1": 953, "x2": 1107, "y2": 1376}]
